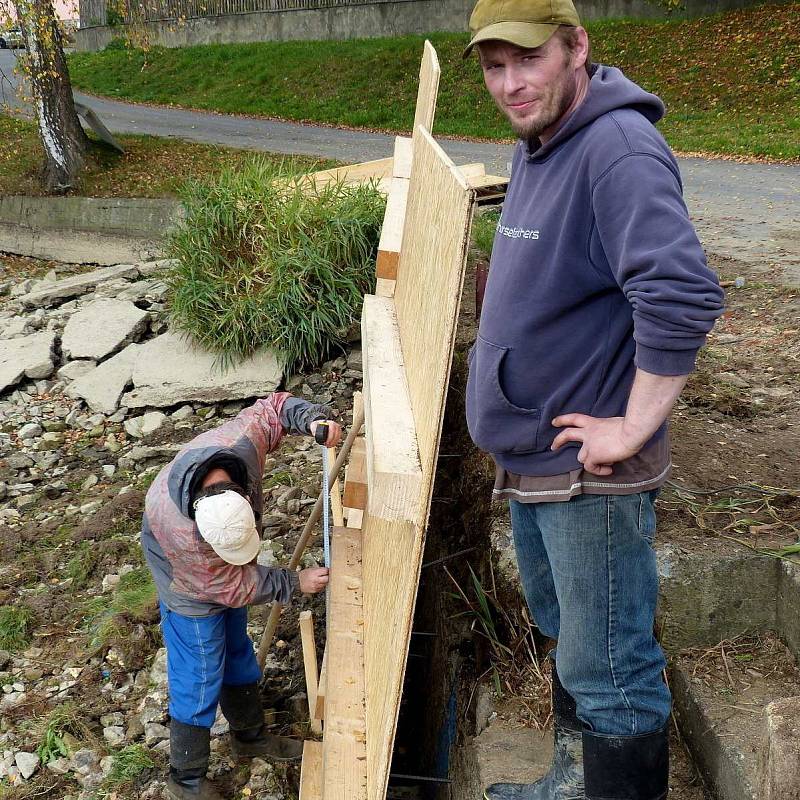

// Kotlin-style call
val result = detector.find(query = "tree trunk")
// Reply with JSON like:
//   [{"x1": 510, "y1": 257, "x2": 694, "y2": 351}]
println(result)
[{"x1": 17, "y1": 0, "x2": 90, "y2": 193}]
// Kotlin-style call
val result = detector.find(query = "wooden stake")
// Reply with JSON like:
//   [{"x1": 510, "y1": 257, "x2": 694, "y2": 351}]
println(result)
[
  {"x1": 329, "y1": 447, "x2": 345, "y2": 528},
  {"x1": 299, "y1": 610, "x2": 322, "y2": 734},
  {"x1": 299, "y1": 739, "x2": 323, "y2": 800},
  {"x1": 314, "y1": 647, "x2": 327, "y2": 722}
]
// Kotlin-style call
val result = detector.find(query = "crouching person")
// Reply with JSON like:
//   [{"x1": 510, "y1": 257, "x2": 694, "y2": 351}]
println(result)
[{"x1": 140, "y1": 393, "x2": 341, "y2": 800}]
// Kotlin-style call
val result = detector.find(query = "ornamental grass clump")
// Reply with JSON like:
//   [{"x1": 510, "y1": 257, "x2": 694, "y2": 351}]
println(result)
[{"x1": 165, "y1": 158, "x2": 385, "y2": 371}]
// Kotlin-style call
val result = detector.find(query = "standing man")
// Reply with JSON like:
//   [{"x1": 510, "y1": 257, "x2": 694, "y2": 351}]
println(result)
[
  {"x1": 142, "y1": 393, "x2": 340, "y2": 800},
  {"x1": 463, "y1": 1, "x2": 724, "y2": 798}
]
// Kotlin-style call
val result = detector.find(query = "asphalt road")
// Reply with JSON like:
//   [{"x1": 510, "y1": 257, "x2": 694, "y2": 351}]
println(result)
[{"x1": 1, "y1": 48, "x2": 798, "y2": 283}]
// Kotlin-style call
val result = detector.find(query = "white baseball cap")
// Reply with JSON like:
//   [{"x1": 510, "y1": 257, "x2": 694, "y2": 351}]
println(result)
[{"x1": 194, "y1": 490, "x2": 260, "y2": 565}]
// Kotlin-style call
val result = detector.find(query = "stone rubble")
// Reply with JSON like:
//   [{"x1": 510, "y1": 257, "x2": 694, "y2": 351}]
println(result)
[{"x1": 0, "y1": 255, "x2": 361, "y2": 799}]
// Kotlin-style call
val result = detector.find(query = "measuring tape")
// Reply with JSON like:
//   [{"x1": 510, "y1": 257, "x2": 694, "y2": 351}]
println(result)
[{"x1": 314, "y1": 422, "x2": 331, "y2": 570}]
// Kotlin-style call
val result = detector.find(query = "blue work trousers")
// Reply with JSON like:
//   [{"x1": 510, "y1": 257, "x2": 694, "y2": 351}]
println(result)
[
  {"x1": 510, "y1": 491, "x2": 671, "y2": 736},
  {"x1": 159, "y1": 603, "x2": 262, "y2": 728}
]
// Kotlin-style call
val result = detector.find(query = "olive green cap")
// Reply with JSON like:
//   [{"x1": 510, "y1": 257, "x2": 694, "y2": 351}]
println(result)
[{"x1": 463, "y1": 0, "x2": 581, "y2": 57}]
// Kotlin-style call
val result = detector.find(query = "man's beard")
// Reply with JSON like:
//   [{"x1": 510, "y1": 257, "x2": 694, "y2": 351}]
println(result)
[{"x1": 502, "y1": 70, "x2": 577, "y2": 142}]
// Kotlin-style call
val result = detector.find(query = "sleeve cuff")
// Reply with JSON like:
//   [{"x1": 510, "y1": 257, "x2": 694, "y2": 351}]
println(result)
[
  {"x1": 634, "y1": 343, "x2": 699, "y2": 376},
  {"x1": 289, "y1": 570, "x2": 301, "y2": 597}
]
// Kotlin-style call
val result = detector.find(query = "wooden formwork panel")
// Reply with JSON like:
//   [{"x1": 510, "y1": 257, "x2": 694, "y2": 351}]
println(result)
[
  {"x1": 394, "y1": 125, "x2": 474, "y2": 488},
  {"x1": 360, "y1": 130, "x2": 474, "y2": 800},
  {"x1": 322, "y1": 526, "x2": 367, "y2": 800}
]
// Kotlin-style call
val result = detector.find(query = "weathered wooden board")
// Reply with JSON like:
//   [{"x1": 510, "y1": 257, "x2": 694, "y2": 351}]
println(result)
[
  {"x1": 300, "y1": 611, "x2": 322, "y2": 734},
  {"x1": 322, "y1": 527, "x2": 367, "y2": 800}
]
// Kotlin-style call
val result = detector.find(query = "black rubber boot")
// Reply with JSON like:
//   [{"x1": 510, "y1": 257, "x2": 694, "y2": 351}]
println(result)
[
  {"x1": 165, "y1": 720, "x2": 224, "y2": 800},
  {"x1": 220, "y1": 682, "x2": 303, "y2": 763},
  {"x1": 583, "y1": 724, "x2": 669, "y2": 800},
  {"x1": 484, "y1": 668, "x2": 584, "y2": 800}
]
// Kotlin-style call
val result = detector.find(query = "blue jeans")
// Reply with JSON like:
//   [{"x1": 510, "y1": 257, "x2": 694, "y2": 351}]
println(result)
[
  {"x1": 510, "y1": 491, "x2": 670, "y2": 736},
  {"x1": 160, "y1": 603, "x2": 262, "y2": 728}
]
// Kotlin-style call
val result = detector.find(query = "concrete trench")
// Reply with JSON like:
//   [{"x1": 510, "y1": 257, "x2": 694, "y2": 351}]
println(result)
[{"x1": 383, "y1": 267, "x2": 800, "y2": 800}]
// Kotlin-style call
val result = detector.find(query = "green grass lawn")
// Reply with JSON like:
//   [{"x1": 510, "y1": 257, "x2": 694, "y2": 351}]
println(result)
[
  {"x1": 0, "y1": 114, "x2": 330, "y2": 197},
  {"x1": 66, "y1": 3, "x2": 800, "y2": 161}
]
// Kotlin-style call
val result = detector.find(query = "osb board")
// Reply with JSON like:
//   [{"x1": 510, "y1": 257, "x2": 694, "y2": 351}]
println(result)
[
  {"x1": 412, "y1": 40, "x2": 440, "y2": 135},
  {"x1": 322, "y1": 526, "x2": 367, "y2": 800},
  {"x1": 394, "y1": 125, "x2": 474, "y2": 492}
]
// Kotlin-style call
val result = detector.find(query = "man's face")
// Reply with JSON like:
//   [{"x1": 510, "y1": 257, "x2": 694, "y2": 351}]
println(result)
[{"x1": 478, "y1": 35, "x2": 580, "y2": 141}]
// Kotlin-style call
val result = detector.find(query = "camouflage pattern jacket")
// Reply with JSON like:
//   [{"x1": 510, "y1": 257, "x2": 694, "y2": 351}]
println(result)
[{"x1": 141, "y1": 394, "x2": 329, "y2": 616}]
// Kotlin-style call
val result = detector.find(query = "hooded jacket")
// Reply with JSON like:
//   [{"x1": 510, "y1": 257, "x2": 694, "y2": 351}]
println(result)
[
  {"x1": 466, "y1": 65, "x2": 724, "y2": 476},
  {"x1": 142, "y1": 395, "x2": 329, "y2": 616}
]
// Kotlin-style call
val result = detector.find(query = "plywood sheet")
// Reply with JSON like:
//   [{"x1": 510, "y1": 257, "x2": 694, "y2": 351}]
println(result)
[
  {"x1": 322, "y1": 526, "x2": 367, "y2": 800},
  {"x1": 412, "y1": 40, "x2": 440, "y2": 135},
  {"x1": 394, "y1": 125, "x2": 474, "y2": 495}
]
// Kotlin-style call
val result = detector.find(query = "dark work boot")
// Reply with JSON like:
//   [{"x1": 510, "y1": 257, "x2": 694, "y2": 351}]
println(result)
[
  {"x1": 583, "y1": 724, "x2": 669, "y2": 800},
  {"x1": 220, "y1": 682, "x2": 303, "y2": 763},
  {"x1": 484, "y1": 668, "x2": 584, "y2": 800},
  {"x1": 165, "y1": 720, "x2": 224, "y2": 800}
]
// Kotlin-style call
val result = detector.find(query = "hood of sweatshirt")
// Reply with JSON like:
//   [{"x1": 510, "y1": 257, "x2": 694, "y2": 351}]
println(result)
[{"x1": 526, "y1": 65, "x2": 665, "y2": 161}]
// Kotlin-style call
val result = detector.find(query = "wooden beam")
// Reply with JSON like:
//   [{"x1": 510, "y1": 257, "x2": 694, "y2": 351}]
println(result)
[
  {"x1": 342, "y1": 437, "x2": 367, "y2": 510},
  {"x1": 360, "y1": 294, "x2": 423, "y2": 522},
  {"x1": 413, "y1": 40, "x2": 440, "y2": 134},
  {"x1": 376, "y1": 176, "x2": 409, "y2": 281},
  {"x1": 299, "y1": 611, "x2": 322, "y2": 735},
  {"x1": 300, "y1": 740, "x2": 323, "y2": 800},
  {"x1": 322, "y1": 526, "x2": 367, "y2": 800},
  {"x1": 314, "y1": 647, "x2": 327, "y2": 722},
  {"x1": 392, "y1": 136, "x2": 413, "y2": 179},
  {"x1": 301, "y1": 157, "x2": 394, "y2": 189}
]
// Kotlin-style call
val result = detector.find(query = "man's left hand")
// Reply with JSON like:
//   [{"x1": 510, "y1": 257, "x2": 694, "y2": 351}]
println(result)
[
  {"x1": 550, "y1": 414, "x2": 645, "y2": 476},
  {"x1": 309, "y1": 420, "x2": 343, "y2": 447}
]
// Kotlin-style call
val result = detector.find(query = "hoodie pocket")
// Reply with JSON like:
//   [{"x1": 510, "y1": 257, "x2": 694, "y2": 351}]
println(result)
[{"x1": 466, "y1": 336, "x2": 542, "y2": 455}]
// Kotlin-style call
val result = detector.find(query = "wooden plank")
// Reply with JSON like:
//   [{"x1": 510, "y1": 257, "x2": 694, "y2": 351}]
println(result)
[
  {"x1": 300, "y1": 740, "x2": 323, "y2": 800},
  {"x1": 322, "y1": 526, "x2": 367, "y2": 800},
  {"x1": 360, "y1": 294, "x2": 423, "y2": 523},
  {"x1": 342, "y1": 436, "x2": 367, "y2": 510},
  {"x1": 375, "y1": 277, "x2": 395, "y2": 298},
  {"x1": 376, "y1": 176, "x2": 409, "y2": 281},
  {"x1": 299, "y1": 611, "x2": 322, "y2": 735},
  {"x1": 314, "y1": 647, "x2": 327, "y2": 722},
  {"x1": 467, "y1": 173, "x2": 510, "y2": 190},
  {"x1": 392, "y1": 136, "x2": 413, "y2": 179},
  {"x1": 329, "y1": 447, "x2": 345, "y2": 528},
  {"x1": 302, "y1": 157, "x2": 394, "y2": 189},
  {"x1": 412, "y1": 40, "x2": 440, "y2": 134},
  {"x1": 458, "y1": 162, "x2": 486, "y2": 179}
]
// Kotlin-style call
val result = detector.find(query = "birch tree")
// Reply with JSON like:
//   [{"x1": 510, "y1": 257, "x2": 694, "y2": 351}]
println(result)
[{"x1": 14, "y1": 0, "x2": 89, "y2": 192}]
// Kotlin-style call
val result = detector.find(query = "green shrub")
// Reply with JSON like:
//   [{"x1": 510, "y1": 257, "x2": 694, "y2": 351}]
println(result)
[
  {"x1": 103, "y1": 744, "x2": 155, "y2": 792},
  {"x1": 165, "y1": 158, "x2": 385, "y2": 371},
  {"x1": 0, "y1": 605, "x2": 34, "y2": 651},
  {"x1": 36, "y1": 704, "x2": 91, "y2": 764}
]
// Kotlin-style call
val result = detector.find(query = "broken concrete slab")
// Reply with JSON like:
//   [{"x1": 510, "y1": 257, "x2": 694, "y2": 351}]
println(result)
[
  {"x1": 758, "y1": 696, "x2": 800, "y2": 800},
  {"x1": 121, "y1": 331, "x2": 282, "y2": 409},
  {"x1": 57, "y1": 360, "x2": 97, "y2": 381},
  {"x1": 68, "y1": 344, "x2": 142, "y2": 414},
  {"x1": 0, "y1": 332, "x2": 56, "y2": 392},
  {"x1": 61, "y1": 298, "x2": 150, "y2": 361},
  {"x1": 18, "y1": 264, "x2": 140, "y2": 308}
]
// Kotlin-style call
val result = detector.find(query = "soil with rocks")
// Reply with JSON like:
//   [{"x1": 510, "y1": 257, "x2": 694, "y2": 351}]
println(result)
[{"x1": 0, "y1": 250, "x2": 360, "y2": 798}]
